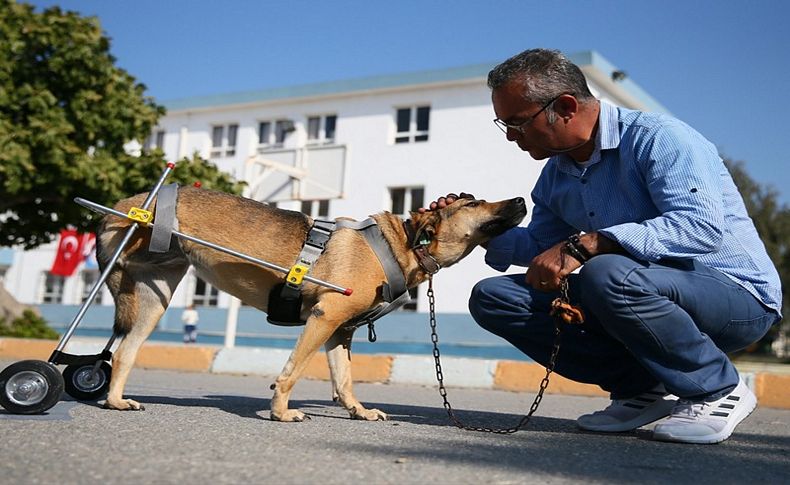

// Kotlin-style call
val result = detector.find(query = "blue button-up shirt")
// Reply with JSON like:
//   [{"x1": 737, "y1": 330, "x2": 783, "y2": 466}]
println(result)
[{"x1": 485, "y1": 101, "x2": 782, "y2": 314}]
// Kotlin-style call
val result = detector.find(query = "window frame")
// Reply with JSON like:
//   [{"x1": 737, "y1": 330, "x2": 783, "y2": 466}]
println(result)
[
  {"x1": 394, "y1": 105, "x2": 430, "y2": 144},
  {"x1": 300, "y1": 199, "x2": 330, "y2": 218},
  {"x1": 210, "y1": 123, "x2": 239, "y2": 158},
  {"x1": 192, "y1": 275, "x2": 219, "y2": 307},
  {"x1": 388, "y1": 186, "x2": 426, "y2": 217},
  {"x1": 80, "y1": 269, "x2": 103, "y2": 304},
  {"x1": 306, "y1": 114, "x2": 338, "y2": 145},
  {"x1": 40, "y1": 272, "x2": 65, "y2": 304}
]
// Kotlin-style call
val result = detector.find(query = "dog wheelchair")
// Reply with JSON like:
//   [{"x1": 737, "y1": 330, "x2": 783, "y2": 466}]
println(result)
[{"x1": 0, "y1": 162, "x2": 353, "y2": 415}]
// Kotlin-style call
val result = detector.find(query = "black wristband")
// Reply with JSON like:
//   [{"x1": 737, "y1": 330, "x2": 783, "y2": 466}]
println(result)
[
  {"x1": 568, "y1": 234, "x2": 592, "y2": 261},
  {"x1": 564, "y1": 240, "x2": 588, "y2": 264}
]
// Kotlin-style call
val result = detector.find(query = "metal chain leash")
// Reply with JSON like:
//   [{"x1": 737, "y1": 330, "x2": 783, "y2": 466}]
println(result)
[{"x1": 427, "y1": 276, "x2": 564, "y2": 434}]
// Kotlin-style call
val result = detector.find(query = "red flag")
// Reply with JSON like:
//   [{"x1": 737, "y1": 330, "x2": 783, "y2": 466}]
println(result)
[{"x1": 51, "y1": 229, "x2": 90, "y2": 277}]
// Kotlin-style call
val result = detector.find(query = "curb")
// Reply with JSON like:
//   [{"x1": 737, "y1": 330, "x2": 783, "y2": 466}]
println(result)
[{"x1": 1, "y1": 337, "x2": 788, "y2": 409}]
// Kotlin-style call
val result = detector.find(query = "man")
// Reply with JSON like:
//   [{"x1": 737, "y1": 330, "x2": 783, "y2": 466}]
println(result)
[{"x1": 428, "y1": 49, "x2": 781, "y2": 444}]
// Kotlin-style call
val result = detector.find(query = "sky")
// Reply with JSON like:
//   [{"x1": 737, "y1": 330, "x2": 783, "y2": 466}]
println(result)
[{"x1": 28, "y1": 0, "x2": 790, "y2": 204}]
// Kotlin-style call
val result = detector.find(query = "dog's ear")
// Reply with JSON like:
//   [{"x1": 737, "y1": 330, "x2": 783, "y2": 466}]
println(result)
[{"x1": 408, "y1": 211, "x2": 440, "y2": 247}]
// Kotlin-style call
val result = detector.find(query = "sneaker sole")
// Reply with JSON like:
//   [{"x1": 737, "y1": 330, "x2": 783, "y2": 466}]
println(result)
[{"x1": 652, "y1": 393, "x2": 757, "y2": 444}]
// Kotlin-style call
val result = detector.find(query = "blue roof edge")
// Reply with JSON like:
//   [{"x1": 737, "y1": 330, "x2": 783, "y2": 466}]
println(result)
[{"x1": 163, "y1": 51, "x2": 669, "y2": 114}]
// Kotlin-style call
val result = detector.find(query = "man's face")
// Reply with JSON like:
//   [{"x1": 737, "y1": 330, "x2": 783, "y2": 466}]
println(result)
[{"x1": 491, "y1": 80, "x2": 557, "y2": 160}]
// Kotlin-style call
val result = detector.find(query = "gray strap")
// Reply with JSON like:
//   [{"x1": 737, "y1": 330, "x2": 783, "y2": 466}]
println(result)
[
  {"x1": 280, "y1": 220, "x2": 335, "y2": 299},
  {"x1": 339, "y1": 218, "x2": 408, "y2": 303},
  {"x1": 359, "y1": 224, "x2": 408, "y2": 302},
  {"x1": 149, "y1": 183, "x2": 179, "y2": 253},
  {"x1": 335, "y1": 218, "x2": 378, "y2": 231}
]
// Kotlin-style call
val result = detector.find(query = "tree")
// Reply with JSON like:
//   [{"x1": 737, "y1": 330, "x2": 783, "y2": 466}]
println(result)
[
  {"x1": 0, "y1": 1, "x2": 244, "y2": 319},
  {"x1": 725, "y1": 159, "x2": 790, "y2": 358}
]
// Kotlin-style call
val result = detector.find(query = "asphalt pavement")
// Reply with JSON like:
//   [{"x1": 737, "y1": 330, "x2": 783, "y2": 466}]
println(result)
[{"x1": 1, "y1": 361, "x2": 788, "y2": 484}]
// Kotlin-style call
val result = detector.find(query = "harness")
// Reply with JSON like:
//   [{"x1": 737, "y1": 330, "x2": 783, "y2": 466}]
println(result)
[{"x1": 267, "y1": 218, "x2": 417, "y2": 341}]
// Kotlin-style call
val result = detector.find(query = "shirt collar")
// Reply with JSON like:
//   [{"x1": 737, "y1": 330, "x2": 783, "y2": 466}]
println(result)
[
  {"x1": 554, "y1": 100, "x2": 620, "y2": 174},
  {"x1": 598, "y1": 100, "x2": 621, "y2": 151}
]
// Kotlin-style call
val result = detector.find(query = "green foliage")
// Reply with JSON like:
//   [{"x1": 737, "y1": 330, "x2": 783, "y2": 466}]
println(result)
[
  {"x1": 0, "y1": 1, "x2": 244, "y2": 250},
  {"x1": 0, "y1": 310, "x2": 59, "y2": 339},
  {"x1": 725, "y1": 159, "x2": 790, "y2": 356}
]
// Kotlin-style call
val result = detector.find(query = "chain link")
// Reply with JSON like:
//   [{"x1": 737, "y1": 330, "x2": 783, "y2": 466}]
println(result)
[{"x1": 427, "y1": 276, "x2": 563, "y2": 433}]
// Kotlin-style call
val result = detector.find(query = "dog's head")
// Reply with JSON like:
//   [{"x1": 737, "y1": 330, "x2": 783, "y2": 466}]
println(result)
[{"x1": 407, "y1": 196, "x2": 527, "y2": 269}]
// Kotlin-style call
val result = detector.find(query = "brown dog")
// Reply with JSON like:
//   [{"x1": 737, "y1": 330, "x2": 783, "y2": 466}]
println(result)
[{"x1": 97, "y1": 187, "x2": 526, "y2": 421}]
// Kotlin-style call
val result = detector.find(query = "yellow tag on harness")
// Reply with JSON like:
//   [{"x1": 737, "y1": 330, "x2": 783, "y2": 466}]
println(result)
[
  {"x1": 286, "y1": 264, "x2": 310, "y2": 286},
  {"x1": 127, "y1": 207, "x2": 153, "y2": 224}
]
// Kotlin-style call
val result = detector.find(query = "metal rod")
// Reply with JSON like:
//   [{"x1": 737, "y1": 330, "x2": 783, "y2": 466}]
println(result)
[
  {"x1": 73, "y1": 197, "x2": 353, "y2": 295},
  {"x1": 50, "y1": 222, "x2": 139, "y2": 357},
  {"x1": 49, "y1": 164, "x2": 176, "y2": 360}
]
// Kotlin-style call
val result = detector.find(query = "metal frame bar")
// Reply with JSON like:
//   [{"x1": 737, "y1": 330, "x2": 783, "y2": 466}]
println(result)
[{"x1": 73, "y1": 200, "x2": 353, "y2": 296}]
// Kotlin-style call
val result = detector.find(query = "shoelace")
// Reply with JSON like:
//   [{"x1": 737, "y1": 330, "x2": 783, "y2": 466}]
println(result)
[{"x1": 670, "y1": 400, "x2": 710, "y2": 420}]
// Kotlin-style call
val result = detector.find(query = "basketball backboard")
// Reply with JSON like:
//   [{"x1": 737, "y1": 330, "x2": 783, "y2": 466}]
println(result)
[{"x1": 244, "y1": 144, "x2": 347, "y2": 202}]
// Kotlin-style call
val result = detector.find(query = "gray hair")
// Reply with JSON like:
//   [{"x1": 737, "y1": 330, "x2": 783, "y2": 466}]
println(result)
[{"x1": 488, "y1": 49, "x2": 595, "y2": 107}]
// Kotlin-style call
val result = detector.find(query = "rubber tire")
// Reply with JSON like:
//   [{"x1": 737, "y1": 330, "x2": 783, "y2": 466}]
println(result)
[
  {"x1": 62, "y1": 361, "x2": 112, "y2": 401},
  {"x1": 0, "y1": 360, "x2": 64, "y2": 415}
]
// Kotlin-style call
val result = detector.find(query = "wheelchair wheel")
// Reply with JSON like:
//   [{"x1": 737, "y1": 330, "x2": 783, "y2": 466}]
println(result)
[
  {"x1": 0, "y1": 360, "x2": 64, "y2": 415},
  {"x1": 63, "y1": 361, "x2": 112, "y2": 401}
]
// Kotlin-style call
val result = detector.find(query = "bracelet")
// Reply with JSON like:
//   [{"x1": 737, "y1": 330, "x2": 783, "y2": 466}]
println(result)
[
  {"x1": 563, "y1": 241, "x2": 588, "y2": 264},
  {"x1": 568, "y1": 234, "x2": 593, "y2": 261}
]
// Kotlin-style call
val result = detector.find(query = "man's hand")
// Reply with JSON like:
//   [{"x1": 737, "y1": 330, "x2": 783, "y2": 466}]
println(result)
[
  {"x1": 526, "y1": 232, "x2": 624, "y2": 291},
  {"x1": 526, "y1": 241, "x2": 582, "y2": 291},
  {"x1": 417, "y1": 192, "x2": 475, "y2": 213}
]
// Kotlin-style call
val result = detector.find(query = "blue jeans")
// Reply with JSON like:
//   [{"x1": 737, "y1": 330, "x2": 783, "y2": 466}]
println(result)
[{"x1": 469, "y1": 254, "x2": 778, "y2": 400}]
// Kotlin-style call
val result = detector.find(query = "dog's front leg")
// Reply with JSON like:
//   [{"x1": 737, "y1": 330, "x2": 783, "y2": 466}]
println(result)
[
  {"x1": 270, "y1": 309, "x2": 343, "y2": 422},
  {"x1": 325, "y1": 327, "x2": 387, "y2": 421}
]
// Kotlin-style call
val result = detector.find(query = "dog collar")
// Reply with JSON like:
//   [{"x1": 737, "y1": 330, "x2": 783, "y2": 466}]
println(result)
[{"x1": 403, "y1": 220, "x2": 441, "y2": 275}]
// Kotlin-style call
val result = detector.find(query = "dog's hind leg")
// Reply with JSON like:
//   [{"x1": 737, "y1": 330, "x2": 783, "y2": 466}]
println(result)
[
  {"x1": 324, "y1": 327, "x2": 387, "y2": 421},
  {"x1": 103, "y1": 263, "x2": 188, "y2": 410},
  {"x1": 270, "y1": 302, "x2": 356, "y2": 422}
]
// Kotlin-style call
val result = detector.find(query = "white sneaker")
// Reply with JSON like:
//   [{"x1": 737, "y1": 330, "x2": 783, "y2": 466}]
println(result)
[
  {"x1": 652, "y1": 378, "x2": 757, "y2": 444},
  {"x1": 577, "y1": 384, "x2": 677, "y2": 432}
]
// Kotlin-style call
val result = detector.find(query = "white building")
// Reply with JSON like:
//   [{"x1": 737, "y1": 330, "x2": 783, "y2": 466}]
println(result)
[{"x1": 1, "y1": 51, "x2": 669, "y2": 345}]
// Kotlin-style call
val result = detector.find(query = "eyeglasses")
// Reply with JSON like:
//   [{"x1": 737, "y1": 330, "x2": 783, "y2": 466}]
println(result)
[{"x1": 493, "y1": 93, "x2": 566, "y2": 134}]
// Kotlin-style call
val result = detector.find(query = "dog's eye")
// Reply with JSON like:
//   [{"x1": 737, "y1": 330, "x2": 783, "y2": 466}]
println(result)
[{"x1": 465, "y1": 201, "x2": 481, "y2": 208}]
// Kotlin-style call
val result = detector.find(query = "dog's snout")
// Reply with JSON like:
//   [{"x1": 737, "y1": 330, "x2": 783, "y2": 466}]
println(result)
[{"x1": 513, "y1": 197, "x2": 525, "y2": 206}]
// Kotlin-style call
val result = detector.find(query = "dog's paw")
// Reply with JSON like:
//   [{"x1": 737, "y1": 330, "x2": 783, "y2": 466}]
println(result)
[
  {"x1": 103, "y1": 398, "x2": 145, "y2": 411},
  {"x1": 271, "y1": 409, "x2": 310, "y2": 422},
  {"x1": 350, "y1": 407, "x2": 388, "y2": 421}
]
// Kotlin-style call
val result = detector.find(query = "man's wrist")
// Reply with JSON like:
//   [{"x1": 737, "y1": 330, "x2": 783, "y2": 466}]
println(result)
[{"x1": 579, "y1": 232, "x2": 623, "y2": 257}]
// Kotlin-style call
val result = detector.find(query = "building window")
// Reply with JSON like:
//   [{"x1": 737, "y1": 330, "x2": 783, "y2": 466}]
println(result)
[
  {"x1": 192, "y1": 275, "x2": 219, "y2": 307},
  {"x1": 257, "y1": 121, "x2": 272, "y2": 150},
  {"x1": 80, "y1": 270, "x2": 102, "y2": 304},
  {"x1": 41, "y1": 272, "x2": 65, "y2": 304},
  {"x1": 389, "y1": 187, "x2": 425, "y2": 216},
  {"x1": 306, "y1": 114, "x2": 337, "y2": 144},
  {"x1": 144, "y1": 130, "x2": 165, "y2": 152},
  {"x1": 300, "y1": 200, "x2": 330, "y2": 218},
  {"x1": 154, "y1": 130, "x2": 165, "y2": 150},
  {"x1": 210, "y1": 123, "x2": 238, "y2": 158},
  {"x1": 395, "y1": 106, "x2": 430, "y2": 143},
  {"x1": 258, "y1": 120, "x2": 293, "y2": 151}
]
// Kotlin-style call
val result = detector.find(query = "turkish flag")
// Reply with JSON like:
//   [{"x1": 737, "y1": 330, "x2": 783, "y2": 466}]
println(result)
[{"x1": 51, "y1": 230, "x2": 94, "y2": 277}]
